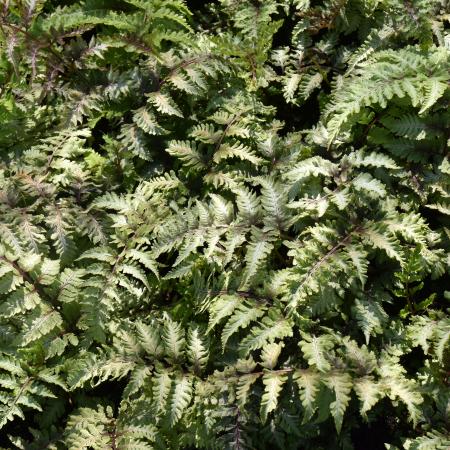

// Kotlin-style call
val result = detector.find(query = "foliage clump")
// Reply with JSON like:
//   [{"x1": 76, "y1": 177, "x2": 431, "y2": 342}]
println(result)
[{"x1": 0, "y1": 1, "x2": 449, "y2": 449}]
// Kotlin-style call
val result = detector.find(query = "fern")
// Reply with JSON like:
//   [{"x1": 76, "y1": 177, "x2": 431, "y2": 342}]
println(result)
[
  {"x1": 0, "y1": 0, "x2": 448, "y2": 448},
  {"x1": 323, "y1": 371, "x2": 352, "y2": 432},
  {"x1": 294, "y1": 369, "x2": 321, "y2": 422},
  {"x1": 260, "y1": 373, "x2": 287, "y2": 423}
]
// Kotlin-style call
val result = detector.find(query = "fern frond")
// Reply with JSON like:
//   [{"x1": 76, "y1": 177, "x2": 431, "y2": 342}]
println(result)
[
  {"x1": 299, "y1": 334, "x2": 334, "y2": 372},
  {"x1": 260, "y1": 373, "x2": 287, "y2": 423},
  {"x1": 162, "y1": 315, "x2": 185, "y2": 362},
  {"x1": 294, "y1": 369, "x2": 321, "y2": 422},
  {"x1": 168, "y1": 375, "x2": 192, "y2": 426},
  {"x1": 221, "y1": 302, "x2": 265, "y2": 349},
  {"x1": 239, "y1": 310, "x2": 293, "y2": 356},
  {"x1": 323, "y1": 371, "x2": 352, "y2": 432}
]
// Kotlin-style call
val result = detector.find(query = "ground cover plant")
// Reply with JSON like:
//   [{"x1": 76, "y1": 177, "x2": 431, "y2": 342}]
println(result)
[{"x1": 0, "y1": 0, "x2": 449, "y2": 449}]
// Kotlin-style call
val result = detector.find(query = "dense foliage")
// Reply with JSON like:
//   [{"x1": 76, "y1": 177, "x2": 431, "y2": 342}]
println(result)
[{"x1": 0, "y1": 0, "x2": 449, "y2": 448}]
